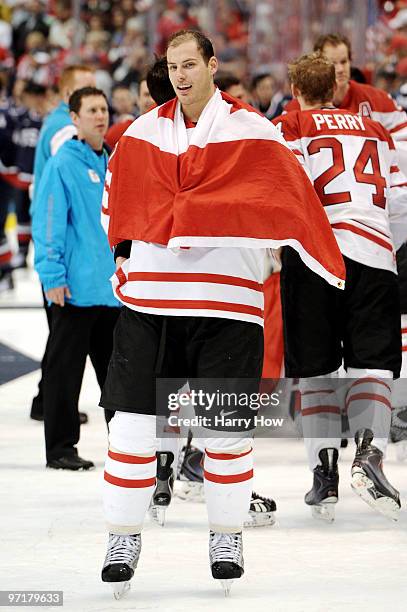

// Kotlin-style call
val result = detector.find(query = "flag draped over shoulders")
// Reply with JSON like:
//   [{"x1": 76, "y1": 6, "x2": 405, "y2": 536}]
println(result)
[{"x1": 103, "y1": 88, "x2": 345, "y2": 288}]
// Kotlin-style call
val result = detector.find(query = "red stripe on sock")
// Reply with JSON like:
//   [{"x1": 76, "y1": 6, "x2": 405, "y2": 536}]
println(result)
[
  {"x1": 347, "y1": 377, "x2": 391, "y2": 393},
  {"x1": 108, "y1": 450, "x2": 156, "y2": 464},
  {"x1": 104, "y1": 471, "x2": 156, "y2": 488},
  {"x1": 345, "y1": 393, "x2": 391, "y2": 411},
  {"x1": 204, "y1": 469, "x2": 253, "y2": 484},
  {"x1": 205, "y1": 448, "x2": 252, "y2": 461},
  {"x1": 302, "y1": 406, "x2": 341, "y2": 416}
]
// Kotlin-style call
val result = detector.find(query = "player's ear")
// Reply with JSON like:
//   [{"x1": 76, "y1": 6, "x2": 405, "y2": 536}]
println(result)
[
  {"x1": 209, "y1": 56, "x2": 218, "y2": 76},
  {"x1": 291, "y1": 83, "x2": 299, "y2": 98}
]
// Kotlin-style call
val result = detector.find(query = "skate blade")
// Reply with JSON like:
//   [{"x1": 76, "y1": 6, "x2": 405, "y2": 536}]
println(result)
[
  {"x1": 351, "y1": 470, "x2": 400, "y2": 521},
  {"x1": 175, "y1": 481, "x2": 205, "y2": 502},
  {"x1": 220, "y1": 579, "x2": 233, "y2": 597},
  {"x1": 311, "y1": 498, "x2": 337, "y2": 523},
  {"x1": 395, "y1": 440, "x2": 407, "y2": 462},
  {"x1": 244, "y1": 510, "x2": 276, "y2": 528},
  {"x1": 111, "y1": 581, "x2": 130, "y2": 600},
  {"x1": 149, "y1": 505, "x2": 166, "y2": 526}
]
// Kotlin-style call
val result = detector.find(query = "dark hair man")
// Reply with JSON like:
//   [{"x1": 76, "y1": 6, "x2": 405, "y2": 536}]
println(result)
[{"x1": 99, "y1": 30, "x2": 344, "y2": 599}]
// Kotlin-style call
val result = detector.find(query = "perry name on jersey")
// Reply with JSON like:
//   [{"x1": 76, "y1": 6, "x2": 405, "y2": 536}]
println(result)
[{"x1": 274, "y1": 108, "x2": 407, "y2": 272}]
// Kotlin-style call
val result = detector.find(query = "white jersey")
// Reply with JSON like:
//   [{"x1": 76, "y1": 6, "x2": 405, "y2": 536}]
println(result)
[
  {"x1": 103, "y1": 117, "x2": 266, "y2": 326},
  {"x1": 274, "y1": 108, "x2": 407, "y2": 272}
]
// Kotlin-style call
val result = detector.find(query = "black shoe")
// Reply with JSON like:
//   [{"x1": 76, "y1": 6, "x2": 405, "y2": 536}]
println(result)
[
  {"x1": 351, "y1": 428, "x2": 400, "y2": 521},
  {"x1": 31, "y1": 410, "x2": 88, "y2": 425},
  {"x1": 0, "y1": 269, "x2": 14, "y2": 292},
  {"x1": 149, "y1": 451, "x2": 174, "y2": 525},
  {"x1": 46, "y1": 455, "x2": 95, "y2": 471},
  {"x1": 305, "y1": 448, "x2": 339, "y2": 522}
]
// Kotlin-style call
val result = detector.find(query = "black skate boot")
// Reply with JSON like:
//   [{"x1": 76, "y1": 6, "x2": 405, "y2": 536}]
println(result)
[
  {"x1": 390, "y1": 406, "x2": 407, "y2": 462},
  {"x1": 244, "y1": 492, "x2": 277, "y2": 527},
  {"x1": 351, "y1": 429, "x2": 401, "y2": 521},
  {"x1": 305, "y1": 448, "x2": 339, "y2": 522},
  {"x1": 101, "y1": 533, "x2": 141, "y2": 599},
  {"x1": 209, "y1": 531, "x2": 244, "y2": 596},
  {"x1": 149, "y1": 451, "x2": 174, "y2": 526}
]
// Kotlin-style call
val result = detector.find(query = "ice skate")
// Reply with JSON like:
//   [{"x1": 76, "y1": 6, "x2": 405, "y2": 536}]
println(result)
[
  {"x1": 390, "y1": 406, "x2": 407, "y2": 462},
  {"x1": 149, "y1": 451, "x2": 174, "y2": 526},
  {"x1": 351, "y1": 429, "x2": 401, "y2": 521},
  {"x1": 101, "y1": 533, "x2": 141, "y2": 599},
  {"x1": 305, "y1": 448, "x2": 339, "y2": 523},
  {"x1": 244, "y1": 491, "x2": 277, "y2": 527},
  {"x1": 209, "y1": 531, "x2": 244, "y2": 596},
  {"x1": 176, "y1": 443, "x2": 205, "y2": 502}
]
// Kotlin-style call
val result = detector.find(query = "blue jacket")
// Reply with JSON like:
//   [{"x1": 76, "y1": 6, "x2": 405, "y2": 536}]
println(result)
[
  {"x1": 33, "y1": 138, "x2": 119, "y2": 308},
  {"x1": 32, "y1": 101, "x2": 76, "y2": 209}
]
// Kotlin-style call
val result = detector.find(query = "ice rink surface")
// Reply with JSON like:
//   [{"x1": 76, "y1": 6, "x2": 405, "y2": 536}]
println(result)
[{"x1": 1, "y1": 269, "x2": 407, "y2": 612}]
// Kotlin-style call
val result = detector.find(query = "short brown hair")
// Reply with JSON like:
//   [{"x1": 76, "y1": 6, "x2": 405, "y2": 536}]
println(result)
[
  {"x1": 58, "y1": 64, "x2": 94, "y2": 93},
  {"x1": 288, "y1": 52, "x2": 336, "y2": 105},
  {"x1": 313, "y1": 33, "x2": 352, "y2": 61},
  {"x1": 166, "y1": 29, "x2": 214, "y2": 65},
  {"x1": 69, "y1": 86, "x2": 107, "y2": 114}
]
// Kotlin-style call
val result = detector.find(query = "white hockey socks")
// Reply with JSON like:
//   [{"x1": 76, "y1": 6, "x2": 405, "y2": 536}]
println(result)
[
  {"x1": 204, "y1": 438, "x2": 253, "y2": 533},
  {"x1": 346, "y1": 368, "x2": 393, "y2": 455},
  {"x1": 103, "y1": 412, "x2": 158, "y2": 534},
  {"x1": 300, "y1": 373, "x2": 342, "y2": 471}
]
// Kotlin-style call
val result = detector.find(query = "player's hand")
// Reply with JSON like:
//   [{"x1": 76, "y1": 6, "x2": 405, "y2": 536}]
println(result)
[
  {"x1": 116, "y1": 257, "x2": 127, "y2": 270},
  {"x1": 45, "y1": 286, "x2": 71, "y2": 306}
]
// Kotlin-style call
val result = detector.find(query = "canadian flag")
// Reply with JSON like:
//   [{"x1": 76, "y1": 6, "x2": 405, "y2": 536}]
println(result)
[{"x1": 103, "y1": 89, "x2": 345, "y2": 289}]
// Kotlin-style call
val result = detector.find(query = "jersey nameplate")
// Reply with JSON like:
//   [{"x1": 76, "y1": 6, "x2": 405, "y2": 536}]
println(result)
[{"x1": 312, "y1": 113, "x2": 365, "y2": 131}]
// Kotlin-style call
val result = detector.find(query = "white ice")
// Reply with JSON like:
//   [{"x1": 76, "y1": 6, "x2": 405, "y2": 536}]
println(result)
[{"x1": 1, "y1": 269, "x2": 407, "y2": 612}]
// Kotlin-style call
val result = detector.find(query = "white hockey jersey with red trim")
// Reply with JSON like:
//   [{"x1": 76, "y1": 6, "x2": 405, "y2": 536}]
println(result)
[
  {"x1": 274, "y1": 108, "x2": 407, "y2": 272},
  {"x1": 284, "y1": 80, "x2": 407, "y2": 143}
]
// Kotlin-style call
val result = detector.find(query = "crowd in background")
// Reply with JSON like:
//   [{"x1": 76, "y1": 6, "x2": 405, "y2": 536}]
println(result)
[{"x1": 3, "y1": 0, "x2": 407, "y2": 290}]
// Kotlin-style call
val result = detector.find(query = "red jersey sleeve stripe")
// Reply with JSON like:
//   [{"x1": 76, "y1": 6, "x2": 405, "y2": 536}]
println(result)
[
  {"x1": 389, "y1": 121, "x2": 407, "y2": 133},
  {"x1": 204, "y1": 468, "x2": 253, "y2": 484},
  {"x1": 127, "y1": 272, "x2": 263, "y2": 292},
  {"x1": 108, "y1": 450, "x2": 156, "y2": 464},
  {"x1": 104, "y1": 471, "x2": 156, "y2": 488},
  {"x1": 332, "y1": 223, "x2": 393, "y2": 252},
  {"x1": 205, "y1": 448, "x2": 252, "y2": 461}
]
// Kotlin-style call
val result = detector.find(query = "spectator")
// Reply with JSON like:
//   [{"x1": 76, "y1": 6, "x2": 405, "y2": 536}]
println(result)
[
  {"x1": 214, "y1": 71, "x2": 249, "y2": 102},
  {"x1": 251, "y1": 72, "x2": 275, "y2": 118}
]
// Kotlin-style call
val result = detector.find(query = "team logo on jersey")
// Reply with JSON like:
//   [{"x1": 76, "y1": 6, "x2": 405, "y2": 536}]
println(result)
[
  {"x1": 88, "y1": 169, "x2": 100, "y2": 183},
  {"x1": 359, "y1": 102, "x2": 372, "y2": 118}
]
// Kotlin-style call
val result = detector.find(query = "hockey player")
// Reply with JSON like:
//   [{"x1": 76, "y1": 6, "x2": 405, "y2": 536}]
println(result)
[
  {"x1": 275, "y1": 52, "x2": 407, "y2": 522},
  {"x1": 283, "y1": 34, "x2": 407, "y2": 166},
  {"x1": 99, "y1": 30, "x2": 345, "y2": 599}
]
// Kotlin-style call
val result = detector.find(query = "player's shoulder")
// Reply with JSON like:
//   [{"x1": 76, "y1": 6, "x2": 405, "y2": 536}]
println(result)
[
  {"x1": 272, "y1": 109, "x2": 301, "y2": 134},
  {"x1": 350, "y1": 80, "x2": 397, "y2": 111}
]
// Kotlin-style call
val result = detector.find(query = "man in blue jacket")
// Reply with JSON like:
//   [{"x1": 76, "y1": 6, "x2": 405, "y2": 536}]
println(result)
[
  {"x1": 33, "y1": 87, "x2": 120, "y2": 470},
  {"x1": 30, "y1": 64, "x2": 95, "y2": 423}
]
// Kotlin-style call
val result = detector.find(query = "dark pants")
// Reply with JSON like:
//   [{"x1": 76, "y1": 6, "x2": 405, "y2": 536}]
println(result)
[
  {"x1": 30, "y1": 287, "x2": 52, "y2": 417},
  {"x1": 44, "y1": 304, "x2": 120, "y2": 461}
]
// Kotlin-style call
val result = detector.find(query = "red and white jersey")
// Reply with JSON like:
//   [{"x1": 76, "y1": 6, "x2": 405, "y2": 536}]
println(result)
[
  {"x1": 274, "y1": 108, "x2": 407, "y2": 272},
  {"x1": 111, "y1": 243, "x2": 266, "y2": 326},
  {"x1": 105, "y1": 115, "x2": 267, "y2": 326},
  {"x1": 284, "y1": 81, "x2": 407, "y2": 143}
]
